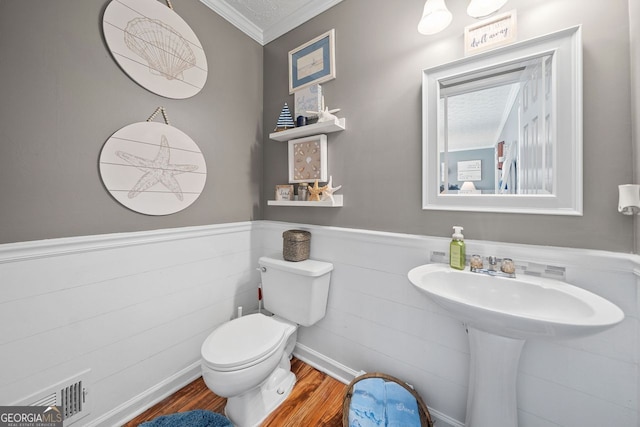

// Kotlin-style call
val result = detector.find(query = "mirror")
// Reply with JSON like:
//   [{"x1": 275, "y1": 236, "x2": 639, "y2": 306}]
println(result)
[{"x1": 422, "y1": 26, "x2": 582, "y2": 215}]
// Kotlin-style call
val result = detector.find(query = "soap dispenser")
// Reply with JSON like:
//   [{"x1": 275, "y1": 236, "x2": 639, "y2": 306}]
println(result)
[{"x1": 449, "y1": 226, "x2": 466, "y2": 270}]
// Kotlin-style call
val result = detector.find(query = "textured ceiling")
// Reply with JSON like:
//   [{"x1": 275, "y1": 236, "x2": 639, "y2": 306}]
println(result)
[
  {"x1": 199, "y1": 0, "x2": 343, "y2": 45},
  {"x1": 445, "y1": 84, "x2": 520, "y2": 151}
]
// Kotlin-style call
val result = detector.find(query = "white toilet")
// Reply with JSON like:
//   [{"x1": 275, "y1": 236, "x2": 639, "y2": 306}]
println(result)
[{"x1": 201, "y1": 255, "x2": 333, "y2": 427}]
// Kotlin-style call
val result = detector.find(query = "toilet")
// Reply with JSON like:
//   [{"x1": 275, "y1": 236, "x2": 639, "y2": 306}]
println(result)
[{"x1": 201, "y1": 255, "x2": 333, "y2": 427}]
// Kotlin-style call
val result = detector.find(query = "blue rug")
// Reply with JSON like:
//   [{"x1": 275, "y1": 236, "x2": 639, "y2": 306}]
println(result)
[{"x1": 140, "y1": 410, "x2": 232, "y2": 427}]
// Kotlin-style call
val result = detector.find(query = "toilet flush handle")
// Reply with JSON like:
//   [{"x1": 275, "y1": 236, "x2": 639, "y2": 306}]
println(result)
[{"x1": 257, "y1": 266, "x2": 267, "y2": 273}]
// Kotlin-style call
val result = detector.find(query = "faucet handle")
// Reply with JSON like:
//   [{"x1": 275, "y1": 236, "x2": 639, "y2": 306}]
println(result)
[
  {"x1": 470, "y1": 254, "x2": 483, "y2": 269},
  {"x1": 501, "y1": 258, "x2": 516, "y2": 274}
]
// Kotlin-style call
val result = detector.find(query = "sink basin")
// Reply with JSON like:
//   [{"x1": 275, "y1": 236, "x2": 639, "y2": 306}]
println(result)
[
  {"x1": 408, "y1": 263, "x2": 624, "y2": 339},
  {"x1": 407, "y1": 263, "x2": 624, "y2": 427}
]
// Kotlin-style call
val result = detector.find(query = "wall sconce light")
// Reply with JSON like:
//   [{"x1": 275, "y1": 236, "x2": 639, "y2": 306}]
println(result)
[
  {"x1": 467, "y1": 0, "x2": 509, "y2": 18},
  {"x1": 418, "y1": 0, "x2": 508, "y2": 35},
  {"x1": 618, "y1": 184, "x2": 640, "y2": 215},
  {"x1": 418, "y1": 0, "x2": 453, "y2": 35}
]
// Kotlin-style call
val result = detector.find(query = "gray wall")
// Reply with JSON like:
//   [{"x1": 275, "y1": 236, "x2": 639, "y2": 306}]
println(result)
[
  {"x1": 263, "y1": 0, "x2": 634, "y2": 252},
  {"x1": 0, "y1": 0, "x2": 263, "y2": 244}
]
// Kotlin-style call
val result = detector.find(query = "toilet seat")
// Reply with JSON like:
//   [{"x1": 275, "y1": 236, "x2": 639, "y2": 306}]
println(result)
[{"x1": 202, "y1": 314, "x2": 292, "y2": 372}]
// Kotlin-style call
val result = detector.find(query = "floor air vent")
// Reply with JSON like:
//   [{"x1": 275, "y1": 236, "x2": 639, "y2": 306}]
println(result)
[{"x1": 13, "y1": 369, "x2": 91, "y2": 426}]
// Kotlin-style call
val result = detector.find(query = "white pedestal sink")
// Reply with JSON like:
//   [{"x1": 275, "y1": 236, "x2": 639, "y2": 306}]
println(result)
[{"x1": 407, "y1": 263, "x2": 624, "y2": 427}]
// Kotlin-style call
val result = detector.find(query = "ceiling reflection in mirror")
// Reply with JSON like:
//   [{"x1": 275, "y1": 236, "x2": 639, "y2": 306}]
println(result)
[{"x1": 422, "y1": 26, "x2": 582, "y2": 215}]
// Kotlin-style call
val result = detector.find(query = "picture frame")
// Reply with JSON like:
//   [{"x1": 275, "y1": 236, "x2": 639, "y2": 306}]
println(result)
[
  {"x1": 464, "y1": 10, "x2": 517, "y2": 56},
  {"x1": 289, "y1": 29, "x2": 336, "y2": 94},
  {"x1": 288, "y1": 135, "x2": 328, "y2": 183},
  {"x1": 275, "y1": 185, "x2": 295, "y2": 201},
  {"x1": 295, "y1": 84, "x2": 322, "y2": 120}
]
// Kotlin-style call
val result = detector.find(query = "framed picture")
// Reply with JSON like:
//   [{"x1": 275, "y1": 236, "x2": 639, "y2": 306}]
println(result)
[
  {"x1": 288, "y1": 135, "x2": 328, "y2": 183},
  {"x1": 295, "y1": 84, "x2": 322, "y2": 120},
  {"x1": 275, "y1": 185, "x2": 294, "y2": 201},
  {"x1": 289, "y1": 29, "x2": 336, "y2": 94}
]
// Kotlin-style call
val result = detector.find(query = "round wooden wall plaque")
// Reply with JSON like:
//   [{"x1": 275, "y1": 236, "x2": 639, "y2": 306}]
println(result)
[
  {"x1": 103, "y1": 0, "x2": 208, "y2": 99},
  {"x1": 99, "y1": 121, "x2": 207, "y2": 215}
]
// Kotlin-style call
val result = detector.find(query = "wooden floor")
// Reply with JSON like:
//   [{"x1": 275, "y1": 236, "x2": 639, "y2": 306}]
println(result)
[{"x1": 123, "y1": 358, "x2": 347, "y2": 426}]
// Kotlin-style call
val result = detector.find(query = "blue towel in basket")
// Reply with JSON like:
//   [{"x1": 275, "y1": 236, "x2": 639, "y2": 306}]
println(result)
[
  {"x1": 140, "y1": 410, "x2": 232, "y2": 427},
  {"x1": 348, "y1": 378, "x2": 386, "y2": 426},
  {"x1": 384, "y1": 381, "x2": 421, "y2": 426}
]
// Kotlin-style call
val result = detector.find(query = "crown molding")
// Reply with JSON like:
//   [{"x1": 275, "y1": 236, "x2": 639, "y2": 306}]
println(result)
[
  {"x1": 199, "y1": 0, "x2": 264, "y2": 44},
  {"x1": 261, "y1": 0, "x2": 343, "y2": 44},
  {"x1": 199, "y1": 0, "x2": 343, "y2": 45}
]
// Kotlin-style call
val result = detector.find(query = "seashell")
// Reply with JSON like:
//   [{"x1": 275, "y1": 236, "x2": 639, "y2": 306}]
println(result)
[{"x1": 124, "y1": 17, "x2": 196, "y2": 81}]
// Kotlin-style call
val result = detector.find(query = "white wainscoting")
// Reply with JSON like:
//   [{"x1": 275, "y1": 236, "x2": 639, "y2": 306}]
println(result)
[
  {"x1": 1, "y1": 221, "x2": 638, "y2": 427},
  {"x1": 0, "y1": 222, "x2": 260, "y2": 426},
  {"x1": 257, "y1": 221, "x2": 640, "y2": 427}
]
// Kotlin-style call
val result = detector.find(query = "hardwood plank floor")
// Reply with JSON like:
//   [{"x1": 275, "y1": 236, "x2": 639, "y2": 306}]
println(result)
[{"x1": 122, "y1": 358, "x2": 347, "y2": 426}]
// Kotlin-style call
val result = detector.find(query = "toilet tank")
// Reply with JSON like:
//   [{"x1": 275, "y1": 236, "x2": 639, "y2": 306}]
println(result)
[{"x1": 258, "y1": 256, "x2": 333, "y2": 327}]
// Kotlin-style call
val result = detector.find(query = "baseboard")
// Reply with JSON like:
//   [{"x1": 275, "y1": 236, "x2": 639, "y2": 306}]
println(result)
[
  {"x1": 293, "y1": 343, "x2": 464, "y2": 427},
  {"x1": 87, "y1": 361, "x2": 202, "y2": 427},
  {"x1": 293, "y1": 343, "x2": 359, "y2": 385}
]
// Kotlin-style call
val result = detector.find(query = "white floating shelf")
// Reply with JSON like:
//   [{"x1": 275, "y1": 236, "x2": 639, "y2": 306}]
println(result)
[
  {"x1": 269, "y1": 118, "x2": 346, "y2": 141},
  {"x1": 268, "y1": 194, "x2": 343, "y2": 207}
]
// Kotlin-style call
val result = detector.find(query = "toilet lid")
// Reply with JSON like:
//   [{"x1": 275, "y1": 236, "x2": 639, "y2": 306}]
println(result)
[{"x1": 202, "y1": 314, "x2": 289, "y2": 370}]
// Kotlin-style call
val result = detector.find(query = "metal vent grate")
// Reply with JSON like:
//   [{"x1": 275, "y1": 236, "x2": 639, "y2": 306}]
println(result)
[
  {"x1": 61, "y1": 380, "x2": 84, "y2": 421},
  {"x1": 31, "y1": 392, "x2": 57, "y2": 408},
  {"x1": 13, "y1": 369, "x2": 91, "y2": 426}
]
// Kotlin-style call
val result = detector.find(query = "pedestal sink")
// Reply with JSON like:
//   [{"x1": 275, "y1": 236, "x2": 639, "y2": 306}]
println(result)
[{"x1": 407, "y1": 263, "x2": 624, "y2": 427}]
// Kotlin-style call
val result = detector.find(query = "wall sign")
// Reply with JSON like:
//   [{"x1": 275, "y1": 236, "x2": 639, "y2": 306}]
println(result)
[
  {"x1": 99, "y1": 121, "x2": 207, "y2": 215},
  {"x1": 103, "y1": 0, "x2": 208, "y2": 98},
  {"x1": 464, "y1": 11, "x2": 517, "y2": 56}
]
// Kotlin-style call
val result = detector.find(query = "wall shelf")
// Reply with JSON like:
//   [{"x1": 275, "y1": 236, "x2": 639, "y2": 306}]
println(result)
[
  {"x1": 268, "y1": 195, "x2": 343, "y2": 207},
  {"x1": 269, "y1": 118, "x2": 346, "y2": 141}
]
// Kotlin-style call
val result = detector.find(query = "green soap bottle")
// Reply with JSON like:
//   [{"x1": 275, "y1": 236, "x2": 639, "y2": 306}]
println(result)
[{"x1": 449, "y1": 226, "x2": 466, "y2": 270}]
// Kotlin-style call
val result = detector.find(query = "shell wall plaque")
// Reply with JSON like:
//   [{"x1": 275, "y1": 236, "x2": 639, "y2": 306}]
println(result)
[
  {"x1": 99, "y1": 121, "x2": 207, "y2": 215},
  {"x1": 103, "y1": 0, "x2": 208, "y2": 99}
]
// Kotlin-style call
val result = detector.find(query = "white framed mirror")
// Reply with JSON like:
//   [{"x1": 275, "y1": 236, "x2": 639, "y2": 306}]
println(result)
[{"x1": 422, "y1": 26, "x2": 582, "y2": 215}]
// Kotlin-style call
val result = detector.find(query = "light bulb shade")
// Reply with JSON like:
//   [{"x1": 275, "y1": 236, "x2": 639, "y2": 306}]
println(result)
[
  {"x1": 418, "y1": 0, "x2": 453, "y2": 35},
  {"x1": 467, "y1": 0, "x2": 508, "y2": 18},
  {"x1": 618, "y1": 184, "x2": 640, "y2": 215}
]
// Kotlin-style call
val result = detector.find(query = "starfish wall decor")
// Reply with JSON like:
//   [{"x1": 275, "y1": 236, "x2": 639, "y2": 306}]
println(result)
[
  {"x1": 116, "y1": 135, "x2": 198, "y2": 201},
  {"x1": 99, "y1": 121, "x2": 207, "y2": 215}
]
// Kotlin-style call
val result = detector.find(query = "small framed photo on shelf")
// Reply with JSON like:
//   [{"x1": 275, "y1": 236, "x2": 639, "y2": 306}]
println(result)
[
  {"x1": 288, "y1": 135, "x2": 328, "y2": 183},
  {"x1": 275, "y1": 185, "x2": 295, "y2": 201},
  {"x1": 295, "y1": 84, "x2": 322, "y2": 121},
  {"x1": 289, "y1": 29, "x2": 336, "y2": 94}
]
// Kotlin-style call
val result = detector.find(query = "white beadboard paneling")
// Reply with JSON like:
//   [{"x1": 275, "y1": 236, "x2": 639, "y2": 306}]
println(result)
[
  {"x1": 0, "y1": 223, "x2": 253, "y2": 304},
  {"x1": 2, "y1": 220, "x2": 639, "y2": 426},
  {"x1": 521, "y1": 340, "x2": 636, "y2": 409},
  {"x1": 0, "y1": 223, "x2": 259, "y2": 427},
  {"x1": 518, "y1": 374, "x2": 637, "y2": 427},
  {"x1": 257, "y1": 221, "x2": 639, "y2": 427}
]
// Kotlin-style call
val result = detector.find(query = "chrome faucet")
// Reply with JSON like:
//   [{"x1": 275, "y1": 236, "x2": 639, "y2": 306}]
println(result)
[{"x1": 470, "y1": 255, "x2": 516, "y2": 278}]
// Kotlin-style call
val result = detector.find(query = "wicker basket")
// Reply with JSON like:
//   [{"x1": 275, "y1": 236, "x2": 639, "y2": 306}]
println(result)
[
  {"x1": 282, "y1": 230, "x2": 311, "y2": 262},
  {"x1": 342, "y1": 372, "x2": 434, "y2": 427}
]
